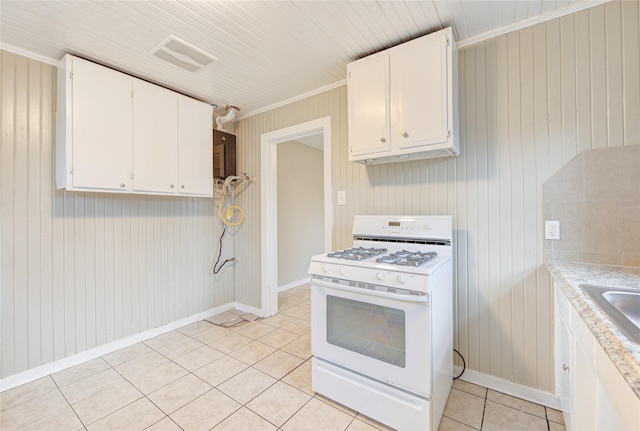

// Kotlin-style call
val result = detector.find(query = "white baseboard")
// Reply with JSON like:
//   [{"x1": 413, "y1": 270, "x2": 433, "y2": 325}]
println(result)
[
  {"x1": 0, "y1": 303, "x2": 236, "y2": 392},
  {"x1": 232, "y1": 301, "x2": 267, "y2": 318},
  {"x1": 454, "y1": 366, "x2": 561, "y2": 410},
  {"x1": 278, "y1": 277, "x2": 310, "y2": 293}
]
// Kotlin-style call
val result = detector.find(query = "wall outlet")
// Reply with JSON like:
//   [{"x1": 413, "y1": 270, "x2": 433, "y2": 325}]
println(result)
[{"x1": 545, "y1": 220, "x2": 560, "y2": 240}]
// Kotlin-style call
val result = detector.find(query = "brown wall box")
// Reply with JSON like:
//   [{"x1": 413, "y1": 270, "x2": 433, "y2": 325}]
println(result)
[{"x1": 213, "y1": 129, "x2": 237, "y2": 179}]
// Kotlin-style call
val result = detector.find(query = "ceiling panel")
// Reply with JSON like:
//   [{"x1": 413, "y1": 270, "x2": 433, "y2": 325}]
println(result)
[{"x1": 0, "y1": 0, "x2": 605, "y2": 117}]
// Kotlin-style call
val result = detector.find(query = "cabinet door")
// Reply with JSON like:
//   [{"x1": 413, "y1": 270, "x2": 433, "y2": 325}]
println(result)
[
  {"x1": 71, "y1": 58, "x2": 132, "y2": 190},
  {"x1": 347, "y1": 53, "x2": 390, "y2": 158},
  {"x1": 573, "y1": 339, "x2": 598, "y2": 431},
  {"x1": 178, "y1": 95, "x2": 212, "y2": 196},
  {"x1": 554, "y1": 309, "x2": 573, "y2": 431},
  {"x1": 132, "y1": 79, "x2": 178, "y2": 194},
  {"x1": 391, "y1": 32, "x2": 448, "y2": 149}
]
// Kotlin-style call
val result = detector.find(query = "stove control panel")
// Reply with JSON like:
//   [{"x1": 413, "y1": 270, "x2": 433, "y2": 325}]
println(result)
[
  {"x1": 309, "y1": 261, "x2": 429, "y2": 292},
  {"x1": 352, "y1": 215, "x2": 452, "y2": 241}
]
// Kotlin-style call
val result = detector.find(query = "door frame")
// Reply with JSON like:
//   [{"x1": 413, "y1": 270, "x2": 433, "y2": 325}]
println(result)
[{"x1": 260, "y1": 116, "x2": 332, "y2": 316}]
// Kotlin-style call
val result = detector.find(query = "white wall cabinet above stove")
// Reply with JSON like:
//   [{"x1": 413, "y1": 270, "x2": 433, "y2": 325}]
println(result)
[
  {"x1": 347, "y1": 27, "x2": 458, "y2": 165},
  {"x1": 56, "y1": 54, "x2": 213, "y2": 197}
]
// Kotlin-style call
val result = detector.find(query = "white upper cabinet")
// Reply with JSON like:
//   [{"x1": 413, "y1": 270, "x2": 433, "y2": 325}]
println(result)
[
  {"x1": 347, "y1": 27, "x2": 458, "y2": 165},
  {"x1": 178, "y1": 95, "x2": 213, "y2": 196},
  {"x1": 57, "y1": 56, "x2": 133, "y2": 191},
  {"x1": 347, "y1": 53, "x2": 390, "y2": 157},
  {"x1": 56, "y1": 54, "x2": 213, "y2": 197},
  {"x1": 391, "y1": 34, "x2": 448, "y2": 149},
  {"x1": 132, "y1": 79, "x2": 179, "y2": 194}
]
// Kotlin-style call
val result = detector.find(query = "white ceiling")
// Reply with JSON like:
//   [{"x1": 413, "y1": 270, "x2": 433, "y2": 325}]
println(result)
[{"x1": 1, "y1": 0, "x2": 605, "y2": 118}]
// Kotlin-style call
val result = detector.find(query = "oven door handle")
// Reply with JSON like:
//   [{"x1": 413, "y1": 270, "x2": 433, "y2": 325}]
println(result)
[{"x1": 312, "y1": 278, "x2": 429, "y2": 304}]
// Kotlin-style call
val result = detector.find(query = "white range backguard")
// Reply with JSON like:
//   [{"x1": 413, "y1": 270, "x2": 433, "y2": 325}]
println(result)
[{"x1": 309, "y1": 215, "x2": 453, "y2": 431}]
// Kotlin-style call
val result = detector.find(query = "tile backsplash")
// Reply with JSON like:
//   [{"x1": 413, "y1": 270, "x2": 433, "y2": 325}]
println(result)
[{"x1": 543, "y1": 145, "x2": 640, "y2": 267}]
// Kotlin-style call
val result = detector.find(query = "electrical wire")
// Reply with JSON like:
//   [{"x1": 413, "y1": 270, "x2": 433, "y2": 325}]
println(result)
[
  {"x1": 210, "y1": 174, "x2": 249, "y2": 275},
  {"x1": 453, "y1": 348, "x2": 466, "y2": 380},
  {"x1": 209, "y1": 224, "x2": 236, "y2": 275}
]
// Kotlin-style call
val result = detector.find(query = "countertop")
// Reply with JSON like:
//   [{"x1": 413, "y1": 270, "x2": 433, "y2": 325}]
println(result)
[{"x1": 546, "y1": 261, "x2": 640, "y2": 399}]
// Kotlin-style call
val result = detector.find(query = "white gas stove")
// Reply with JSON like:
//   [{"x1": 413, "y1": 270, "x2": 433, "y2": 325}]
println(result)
[{"x1": 309, "y1": 215, "x2": 453, "y2": 431}]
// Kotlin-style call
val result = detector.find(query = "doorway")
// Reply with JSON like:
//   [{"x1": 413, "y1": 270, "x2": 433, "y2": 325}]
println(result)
[{"x1": 260, "y1": 116, "x2": 332, "y2": 316}]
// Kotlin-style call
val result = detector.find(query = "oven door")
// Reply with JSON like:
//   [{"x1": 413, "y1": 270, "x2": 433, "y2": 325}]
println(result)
[{"x1": 311, "y1": 276, "x2": 431, "y2": 397}]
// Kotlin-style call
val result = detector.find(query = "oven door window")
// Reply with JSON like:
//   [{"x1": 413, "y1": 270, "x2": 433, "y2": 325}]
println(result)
[{"x1": 326, "y1": 295, "x2": 406, "y2": 367}]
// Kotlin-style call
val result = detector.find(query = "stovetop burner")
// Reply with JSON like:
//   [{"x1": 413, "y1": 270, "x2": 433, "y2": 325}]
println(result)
[
  {"x1": 327, "y1": 247, "x2": 388, "y2": 261},
  {"x1": 326, "y1": 247, "x2": 438, "y2": 267},
  {"x1": 376, "y1": 250, "x2": 438, "y2": 267}
]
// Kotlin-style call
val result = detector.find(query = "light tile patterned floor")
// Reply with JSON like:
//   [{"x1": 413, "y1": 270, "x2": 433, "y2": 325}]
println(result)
[{"x1": 1, "y1": 284, "x2": 566, "y2": 431}]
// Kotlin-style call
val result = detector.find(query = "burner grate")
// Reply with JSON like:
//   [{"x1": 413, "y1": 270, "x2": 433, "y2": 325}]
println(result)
[
  {"x1": 327, "y1": 247, "x2": 388, "y2": 261},
  {"x1": 376, "y1": 250, "x2": 438, "y2": 267}
]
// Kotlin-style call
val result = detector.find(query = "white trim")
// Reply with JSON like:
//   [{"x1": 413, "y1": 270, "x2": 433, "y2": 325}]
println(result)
[
  {"x1": 2, "y1": 0, "x2": 608, "y2": 118},
  {"x1": 278, "y1": 277, "x2": 311, "y2": 293},
  {"x1": 456, "y1": 0, "x2": 611, "y2": 49},
  {"x1": 241, "y1": 81, "x2": 346, "y2": 120},
  {"x1": 232, "y1": 301, "x2": 266, "y2": 318},
  {"x1": 260, "y1": 116, "x2": 333, "y2": 317},
  {"x1": 0, "y1": 303, "x2": 235, "y2": 392},
  {"x1": 0, "y1": 43, "x2": 59, "y2": 66},
  {"x1": 454, "y1": 366, "x2": 561, "y2": 410},
  {"x1": 240, "y1": 0, "x2": 609, "y2": 117}
]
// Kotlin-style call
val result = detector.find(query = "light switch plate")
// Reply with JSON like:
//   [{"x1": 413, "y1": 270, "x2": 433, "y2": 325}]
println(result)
[{"x1": 337, "y1": 190, "x2": 346, "y2": 206}]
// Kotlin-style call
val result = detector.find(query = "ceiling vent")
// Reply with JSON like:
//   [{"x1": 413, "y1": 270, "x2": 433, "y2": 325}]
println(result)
[{"x1": 150, "y1": 35, "x2": 217, "y2": 72}]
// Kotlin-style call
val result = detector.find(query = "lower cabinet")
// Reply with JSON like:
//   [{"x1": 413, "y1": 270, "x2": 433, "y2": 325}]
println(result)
[
  {"x1": 554, "y1": 284, "x2": 638, "y2": 431},
  {"x1": 554, "y1": 306, "x2": 573, "y2": 430}
]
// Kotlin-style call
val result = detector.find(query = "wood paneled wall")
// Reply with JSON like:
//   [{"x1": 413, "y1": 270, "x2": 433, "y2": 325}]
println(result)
[
  {"x1": 0, "y1": 51, "x2": 232, "y2": 379},
  {"x1": 235, "y1": 0, "x2": 640, "y2": 392}
]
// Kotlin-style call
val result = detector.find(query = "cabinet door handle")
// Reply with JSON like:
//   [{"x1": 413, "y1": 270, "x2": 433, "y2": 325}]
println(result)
[
  {"x1": 170, "y1": 184, "x2": 175, "y2": 188},
  {"x1": 380, "y1": 137, "x2": 386, "y2": 143},
  {"x1": 120, "y1": 183, "x2": 125, "y2": 188},
  {"x1": 562, "y1": 364, "x2": 569, "y2": 372},
  {"x1": 181, "y1": 185, "x2": 185, "y2": 189},
  {"x1": 402, "y1": 132, "x2": 409, "y2": 138}
]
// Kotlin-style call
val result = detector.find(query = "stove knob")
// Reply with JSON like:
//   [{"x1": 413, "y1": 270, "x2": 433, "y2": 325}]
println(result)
[
  {"x1": 398, "y1": 275, "x2": 407, "y2": 284},
  {"x1": 340, "y1": 267, "x2": 346, "y2": 276},
  {"x1": 376, "y1": 271, "x2": 385, "y2": 281},
  {"x1": 322, "y1": 264, "x2": 329, "y2": 273}
]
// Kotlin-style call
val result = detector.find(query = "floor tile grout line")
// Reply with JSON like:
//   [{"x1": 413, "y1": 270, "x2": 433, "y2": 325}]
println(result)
[
  {"x1": 1, "y1": 292, "x2": 312, "y2": 430},
  {"x1": 442, "y1": 414, "x2": 482, "y2": 431},
  {"x1": 0, "y1": 375, "x2": 59, "y2": 413},
  {"x1": 140, "y1": 327, "x2": 313, "y2": 430},
  {"x1": 15, "y1": 375, "x2": 86, "y2": 430},
  {"x1": 485, "y1": 398, "x2": 553, "y2": 422},
  {"x1": 479, "y1": 386, "x2": 488, "y2": 430},
  {"x1": 6, "y1": 286, "x2": 564, "y2": 431}
]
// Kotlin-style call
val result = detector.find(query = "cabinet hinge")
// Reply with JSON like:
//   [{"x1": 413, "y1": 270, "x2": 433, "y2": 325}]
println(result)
[
  {"x1": 446, "y1": 36, "x2": 450, "y2": 47},
  {"x1": 131, "y1": 173, "x2": 134, "y2": 179},
  {"x1": 70, "y1": 167, "x2": 73, "y2": 174},
  {"x1": 448, "y1": 130, "x2": 451, "y2": 137},
  {"x1": 131, "y1": 91, "x2": 134, "y2": 98},
  {"x1": 70, "y1": 72, "x2": 73, "y2": 79}
]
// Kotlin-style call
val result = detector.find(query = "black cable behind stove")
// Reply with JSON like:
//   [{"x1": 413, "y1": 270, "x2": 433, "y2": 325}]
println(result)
[{"x1": 453, "y1": 348, "x2": 466, "y2": 380}]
